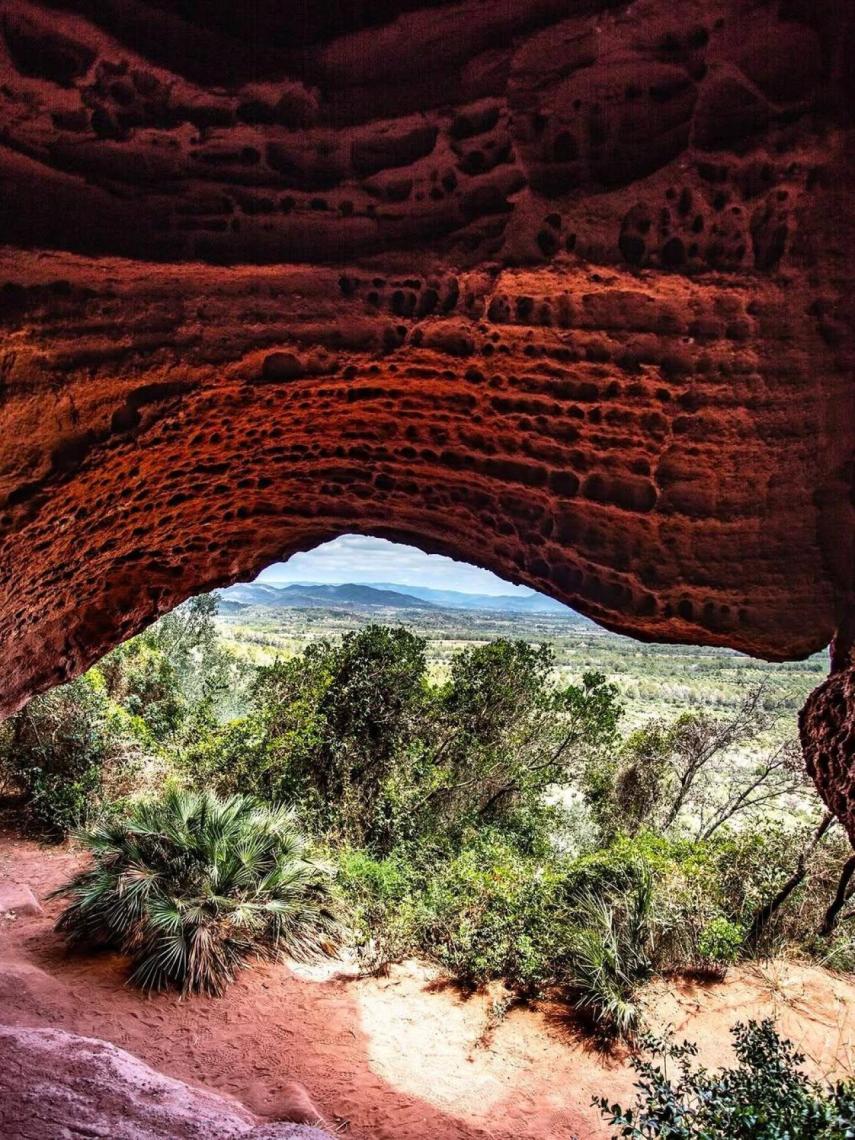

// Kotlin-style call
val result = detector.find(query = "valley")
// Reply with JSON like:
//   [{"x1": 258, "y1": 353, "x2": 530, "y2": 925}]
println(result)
[{"x1": 212, "y1": 581, "x2": 828, "y2": 725}]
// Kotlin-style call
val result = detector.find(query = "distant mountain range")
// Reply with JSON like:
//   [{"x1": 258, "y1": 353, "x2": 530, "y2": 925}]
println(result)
[
  {"x1": 217, "y1": 582, "x2": 433, "y2": 612},
  {"x1": 367, "y1": 582, "x2": 571, "y2": 613},
  {"x1": 215, "y1": 580, "x2": 580, "y2": 617}
]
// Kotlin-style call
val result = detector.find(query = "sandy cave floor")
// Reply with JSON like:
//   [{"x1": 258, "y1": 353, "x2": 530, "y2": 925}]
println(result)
[{"x1": 1, "y1": 830, "x2": 854, "y2": 1140}]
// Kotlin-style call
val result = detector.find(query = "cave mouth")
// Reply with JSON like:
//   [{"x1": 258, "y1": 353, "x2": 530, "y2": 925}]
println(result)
[{"x1": 211, "y1": 530, "x2": 830, "y2": 714}]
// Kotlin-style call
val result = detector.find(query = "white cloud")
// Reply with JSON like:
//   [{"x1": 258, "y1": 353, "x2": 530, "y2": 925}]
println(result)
[{"x1": 255, "y1": 535, "x2": 533, "y2": 596}]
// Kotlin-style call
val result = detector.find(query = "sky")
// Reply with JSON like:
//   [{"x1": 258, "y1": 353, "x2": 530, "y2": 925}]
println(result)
[{"x1": 255, "y1": 534, "x2": 534, "y2": 596}]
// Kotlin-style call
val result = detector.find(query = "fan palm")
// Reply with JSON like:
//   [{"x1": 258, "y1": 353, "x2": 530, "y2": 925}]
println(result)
[
  {"x1": 564, "y1": 866, "x2": 654, "y2": 1038},
  {"x1": 51, "y1": 788, "x2": 341, "y2": 996}
]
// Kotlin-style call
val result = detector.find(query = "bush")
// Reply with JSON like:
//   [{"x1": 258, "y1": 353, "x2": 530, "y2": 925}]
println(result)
[
  {"x1": 561, "y1": 867, "x2": 654, "y2": 1038},
  {"x1": 595, "y1": 1019, "x2": 855, "y2": 1138},
  {"x1": 696, "y1": 916, "x2": 743, "y2": 975},
  {"x1": 415, "y1": 831, "x2": 570, "y2": 989},
  {"x1": 51, "y1": 789, "x2": 341, "y2": 995},
  {"x1": 425, "y1": 653, "x2": 621, "y2": 841},
  {"x1": 0, "y1": 675, "x2": 113, "y2": 837},
  {"x1": 334, "y1": 846, "x2": 421, "y2": 970},
  {"x1": 99, "y1": 639, "x2": 185, "y2": 741},
  {"x1": 333, "y1": 826, "x2": 808, "y2": 1036},
  {"x1": 180, "y1": 716, "x2": 276, "y2": 798},
  {"x1": 335, "y1": 832, "x2": 567, "y2": 987}
]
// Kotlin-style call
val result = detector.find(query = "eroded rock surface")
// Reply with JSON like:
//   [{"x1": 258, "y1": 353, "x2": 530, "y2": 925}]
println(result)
[
  {"x1": 0, "y1": 1024, "x2": 333, "y2": 1140},
  {"x1": 801, "y1": 666, "x2": 855, "y2": 844},
  {"x1": 0, "y1": 884, "x2": 42, "y2": 917},
  {"x1": 0, "y1": 2, "x2": 853, "y2": 819}
]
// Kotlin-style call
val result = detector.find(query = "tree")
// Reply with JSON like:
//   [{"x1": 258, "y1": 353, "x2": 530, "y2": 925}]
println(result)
[
  {"x1": 602, "y1": 683, "x2": 810, "y2": 841},
  {"x1": 609, "y1": 724, "x2": 673, "y2": 837},
  {"x1": 421, "y1": 646, "x2": 622, "y2": 835},
  {"x1": 660, "y1": 683, "x2": 773, "y2": 831},
  {"x1": 314, "y1": 625, "x2": 429, "y2": 844},
  {"x1": 744, "y1": 811, "x2": 836, "y2": 950},
  {"x1": 191, "y1": 631, "x2": 623, "y2": 855},
  {"x1": 820, "y1": 854, "x2": 855, "y2": 936},
  {"x1": 0, "y1": 675, "x2": 113, "y2": 836},
  {"x1": 100, "y1": 594, "x2": 247, "y2": 740}
]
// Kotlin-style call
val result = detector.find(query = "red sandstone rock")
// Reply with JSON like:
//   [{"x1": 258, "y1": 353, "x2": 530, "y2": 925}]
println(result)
[
  {"x1": 0, "y1": 1024, "x2": 333, "y2": 1140},
  {"x1": 0, "y1": 2, "x2": 852, "y2": 821},
  {"x1": 0, "y1": 884, "x2": 42, "y2": 917},
  {"x1": 801, "y1": 667, "x2": 855, "y2": 844}
]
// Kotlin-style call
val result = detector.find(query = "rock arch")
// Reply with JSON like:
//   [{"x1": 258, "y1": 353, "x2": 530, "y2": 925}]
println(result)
[{"x1": 0, "y1": 0, "x2": 852, "y2": 826}]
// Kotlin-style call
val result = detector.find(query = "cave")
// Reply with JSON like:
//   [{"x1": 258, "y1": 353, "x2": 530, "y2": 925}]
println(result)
[{"x1": 0, "y1": 0, "x2": 853, "y2": 1128}]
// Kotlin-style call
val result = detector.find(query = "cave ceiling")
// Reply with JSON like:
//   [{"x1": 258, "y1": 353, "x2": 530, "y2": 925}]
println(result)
[{"x1": 0, "y1": 0, "x2": 852, "y2": 719}]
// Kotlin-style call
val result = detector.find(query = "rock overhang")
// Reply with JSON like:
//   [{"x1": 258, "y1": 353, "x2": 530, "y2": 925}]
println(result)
[{"x1": 0, "y1": 0, "x2": 851, "y2": 719}]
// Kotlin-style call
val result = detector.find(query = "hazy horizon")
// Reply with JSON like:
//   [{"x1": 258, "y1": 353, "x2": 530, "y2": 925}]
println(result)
[{"x1": 254, "y1": 535, "x2": 536, "y2": 597}]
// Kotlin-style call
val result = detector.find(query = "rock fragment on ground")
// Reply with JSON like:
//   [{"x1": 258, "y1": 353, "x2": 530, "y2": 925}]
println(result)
[{"x1": 0, "y1": 884, "x2": 42, "y2": 917}]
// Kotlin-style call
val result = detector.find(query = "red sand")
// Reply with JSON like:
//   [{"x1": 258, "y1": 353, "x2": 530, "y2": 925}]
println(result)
[{"x1": 1, "y1": 832, "x2": 853, "y2": 1140}]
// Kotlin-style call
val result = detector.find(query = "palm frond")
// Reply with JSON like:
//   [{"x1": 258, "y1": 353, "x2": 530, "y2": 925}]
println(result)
[{"x1": 53, "y1": 790, "x2": 342, "y2": 994}]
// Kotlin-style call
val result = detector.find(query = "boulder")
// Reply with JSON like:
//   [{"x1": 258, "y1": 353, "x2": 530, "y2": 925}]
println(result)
[
  {"x1": 0, "y1": 1025, "x2": 334, "y2": 1140},
  {"x1": 0, "y1": 884, "x2": 43, "y2": 917}
]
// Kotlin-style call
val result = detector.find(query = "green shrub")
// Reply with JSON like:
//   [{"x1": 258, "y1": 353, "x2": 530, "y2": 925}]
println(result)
[
  {"x1": 333, "y1": 846, "x2": 422, "y2": 969},
  {"x1": 697, "y1": 916, "x2": 743, "y2": 974},
  {"x1": 415, "y1": 831, "x2": 569, "y2": 989},
  {"x1": 51, "y1": 789, "x2": 340, "y2": 995},
  {"x1": 331, "y1": 824, "x2": 811, "y2": 1031},
  {"x1": 200, "y1": 632, "x2": 623, "y2": 858},
  {"x1": 596, "y1": 1019, "x2": 855, "y2": 1138},
  {"x1": 188, "y1": 626, "x2": 431, "y2": 849},
  {"x1": 561, "y1": 867, "x2": 654, "y2": 1038},
  {"x1": 181, "y1": 716, "x2": 279, "y2": 798},
  {"x1": 607, "y1": 724, "x2": 674, "y2": 838},
  {"x1": 0, "y1": 675, "x2": 113, "y2": 837},
  {"x1": 332, "y1": 830, "x2": 574, "y2": 989}
]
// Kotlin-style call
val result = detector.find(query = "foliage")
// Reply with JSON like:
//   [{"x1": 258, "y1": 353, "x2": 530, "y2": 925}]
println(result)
[
  {"x1": 51, "y1": 789, "x2": 340, "y2": 995},
  {"x1": 562, "y1": 867, "x2": 654, "y2": 1038},
  {"x1": 334, "y1": 845, "x2": 422, "y2": 970},
  {"x1": 599, "y1": 686, "x2": 809, "y2": 842},
  {"x1": 595, "y1": 1019, "x2": 855, "y2": 1138},
  {"x1": 310, "y1": 625, "x2": 429, "y2": 844},
  {"x1": 0, "y1": 598, "x2": 239, "y2": 837},
  {"x1": 424, "y1": 648, "x2": 621, "y2": 839},
  {"x1": 0, "y1": 675, "x2": 113, "y2": 837},
  {"x1": 412, "y1": 830, "x2": 571, "y2": 989},
  {"x1": 184, "y1": 626, "x2": 429, "y2": 848},
  {"x1": 100, "y1": 595, "x2": 249, "y2": 742},
  {"x1": 185, "y1": 628, "x2": 622, "y2": 855},
  {"x1": 99, "y1": 638, "x2": 186, "y2": 741},
  {"x1": 608, "y1": 724, "x2": 673, "y2": 838},
  {"x1": 11, "y1": 597, "x2": 851, "y2": 1038},
  {"x1": 696, "y1": 917, "x2": 744, "y2": 974},
  {"x1": 334, "y1": 830, "x2": 570, "y2": 987}
]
